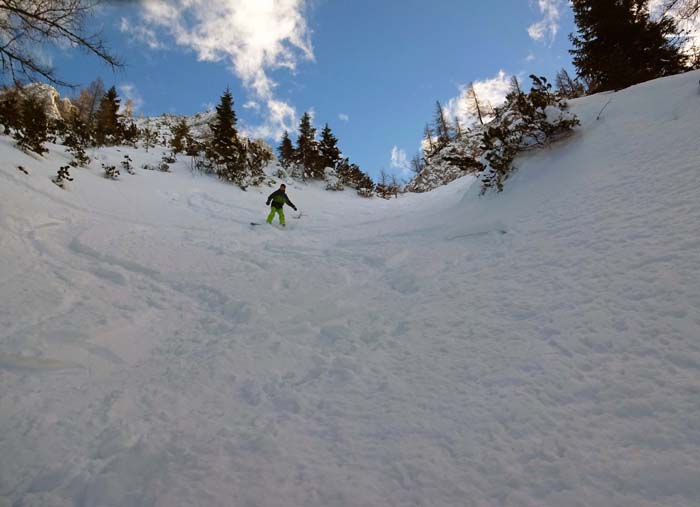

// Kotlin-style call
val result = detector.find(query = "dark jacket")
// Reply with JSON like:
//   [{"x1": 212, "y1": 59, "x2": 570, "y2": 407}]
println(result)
[{"x1": 266, "y1": 189, "x2": 296, "y2": 210}]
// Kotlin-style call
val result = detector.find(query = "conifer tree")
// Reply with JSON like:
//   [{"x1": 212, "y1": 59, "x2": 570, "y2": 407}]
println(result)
[
  {"x1": 453, "y1": 117, "x2": 463, "y2": 138},
  {"x1": 14, "y1": 93, "x2": 49, "y2": 154},
  {"x1": 73, "y1": 78, "x2": 105, "y2": 130},
  {"x1": 121, "y1": 120, "x2": 139, "y2": 146},
  {"x1": 295, "y1": 112, "x2": 319, "y2": 179},
  {"x1": 94, "y1": 86, "x2": 121, "y2": 145},
  {"x1": 423, "y1": 124, "x2": 435, "y2": 155},
  {"x1": 318, "y1": 123, "x2": 341, "y2": 170},
  {"x1": 0, "y1": 87, "x2": 21, "y2": 134},
  {"x1": 410, "y1": 152, "x2": 425, "y2": 175},
  {"x1": 277, "y1": 130, "x2": 295, "y2": 168},
  {"x1": 569, "y1": 0, "x2": 688, "y2": 93},
  {"x1": 555, "y1": 69, "x2": 587, "y2": 98},
  {"x1": 141, "y1": 119, "x2": 158, "y2": 152},
  {"x1": 433, "y1": 101, "x2": 451, "y2": 146},
  {"x1": 210, "y1": 87, "x2": 238, "y2": 155},
  {"x1": 170, "y1": 118, "x2": 191, "y2": 154},
  {"x1": 208, "y1": 87, "x2": 246, "y2": 182},
  {"x1": 64, "y1": 112, "x2": 91, "y2": 167},
  {"x1": 466, "y1": 83, "x2": 490, "y2": 126}
]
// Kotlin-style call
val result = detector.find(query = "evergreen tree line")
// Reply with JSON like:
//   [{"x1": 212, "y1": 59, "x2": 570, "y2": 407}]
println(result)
[
  {"x1": 277, "y1": 113, "x2": 374, "y2": 195},
  {"x1": 0, "y1": 79, "x2": 139, "y2": 157},
  {"x1": 0, "y1": 81, "x2": 276, "y2": 189}
]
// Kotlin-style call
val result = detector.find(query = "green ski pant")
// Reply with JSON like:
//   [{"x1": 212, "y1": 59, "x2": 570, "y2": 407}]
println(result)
[{"x1": 266, "y1": 207, "x2": 285, "y2": 225}]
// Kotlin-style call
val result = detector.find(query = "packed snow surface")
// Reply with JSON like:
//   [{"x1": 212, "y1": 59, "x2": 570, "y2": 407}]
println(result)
[{"x1": 1, "y1": 71, "x2": 700, "y2": 507}]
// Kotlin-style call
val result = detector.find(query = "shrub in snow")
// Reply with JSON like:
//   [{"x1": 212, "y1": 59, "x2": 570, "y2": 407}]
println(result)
[
  {"x1": 274, "y1": 166, "x2": 291, "y2": 180},
  {"x1": 375, "y1": 170, "x2": 401, "y2": 199},
  {"x1": 407, "y1": 127, "x2": 485, "y2": 193},
  {"x1": 53, "y1": 165, "x2": 73, "y2": 188},
  {"x1": 102, "y1": 163, "x2": 119, "y2": 180},
  {"x1": 244, "y1": 139, "x2": 273, "y2": 186},
  {"x1": 64, "y1": 115, "x2": 91, "y2": 167},
  {"x1": 408, "y1": 75, "x2": 579, "y2": 194},
  {"x1": 17, "y1": 165, "x2": 29, "y2": 175},
  {"x1": 324, "y1": 166, "x2": 344, "y2": 191},
  {"x1": 121, "y1": 155, "x2": 135, "y2": 175},
  {"x1": 479, "y1": 75, "x2": 579, "y2": 193},
  {"x1": 161, "y1": 152, "x2": 176, "y2": 164},
  {"x1": 336, "y1": 158, "x2": 374, "y2": 193}
]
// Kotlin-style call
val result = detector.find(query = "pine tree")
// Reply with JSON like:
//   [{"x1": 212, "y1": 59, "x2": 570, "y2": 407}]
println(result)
[
  {"x1": 433, "y1": 101, "x2": 451, "y2": 146},
  {"x1": 295, "y1": 112, "x2": 319, "y2": 179},
  {"x1": 94, "y1": 86, "x2": 121, "y2": 145},
  {"x1": 465, "y1": 83, "x2": 490, "y2": 126},
  {"x1": 141, "y1": 119, "x2": 158, "y2": 152},
  {"x1": 121, "y1": 120, "x2": 139, "y2": 146},
  {"x1": 0, "y1": 87, "x2": 21, "y2": 134},
  {"x1": 318, "y1": 123, "x2": 341, "y2": 171},
  {"x1": 453, "y1": 117, "x2": 463, "y2": 138},
  {"x1": 73, "y1": 78, "x2": 105, "y2": 130},
  {"x1": 123, "y1": 99, "x2": 134, "y2": 119},
  {"x1": 64, "y1": 112, "x2": 91, "y2": 167},
  {"x1": 423, "y1": 124, "x2": 435, "y2": 155},
  {"x1": 569, "y1": 0, "x2": 688, "y2": 93},
  {"x1": 555, "y1": 69, "x2": 587, "y2": 98},
  {"x1": 170, "y1": 118, "x2": 191, "y2": 154},
  {"x1": 14, "y1": 94, "x2": 49, "y2": 155},
  {"x1": 277, "y1": 130, "x2": 295, "y2": 168},
  {"x1": 208, "y1": 87, "x2": 246, "y2": 183},
  {"x1": 209, "y1": 87, "x2": 238, "y2": 158},
  {"x1": 410, "y1": 152, "x2": 425, "y2": 175}
]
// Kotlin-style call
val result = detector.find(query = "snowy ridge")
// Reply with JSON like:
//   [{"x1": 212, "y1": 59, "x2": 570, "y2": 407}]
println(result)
[{"x1": 1, "y1": 70, "x2": 700, "y2": 506}]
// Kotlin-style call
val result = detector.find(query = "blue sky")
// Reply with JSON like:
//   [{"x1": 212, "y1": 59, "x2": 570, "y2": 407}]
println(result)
[{"x1": 50, "y1": 0, "x2": 577, "y2": 179}]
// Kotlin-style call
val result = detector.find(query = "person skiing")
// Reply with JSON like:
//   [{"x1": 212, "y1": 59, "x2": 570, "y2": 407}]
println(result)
[{"x1": 265, "y1": 183, "x2": 297, "y2": 226}]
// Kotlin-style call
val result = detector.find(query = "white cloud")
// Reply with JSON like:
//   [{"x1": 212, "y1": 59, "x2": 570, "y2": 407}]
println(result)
[
  {"x1": 126, "y1": 0, "x2": 314, "y2": 140},
  {"x1": 120, "y1": 18, "x2": 164, "y2": 50},
  {"x1": 444, "y1": 70, "x2": 512, "y2": 127},
  {"x1": 528, "y1": 0, "x2": 563, "y2": 44},
  {"x1": 526, "y1": 52, "x2": 536, "y2": 62},
  {"x1": 390, "y1": 146, "x2": 410, "y2": 175},
  {"x1": 338, "y1": 113, "x2": 350, "y2": 122},
  {"x1": 243, "y1": 98, "x2": 296, "y2": 139},
  {"x1": 119, "y1": 83, "x2": 144, "y2": 114}
]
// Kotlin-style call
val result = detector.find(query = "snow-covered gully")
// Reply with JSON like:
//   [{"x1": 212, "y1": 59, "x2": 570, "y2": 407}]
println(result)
[{"x1": 1, "y1": 71, "x2": 700, "y2": 506}]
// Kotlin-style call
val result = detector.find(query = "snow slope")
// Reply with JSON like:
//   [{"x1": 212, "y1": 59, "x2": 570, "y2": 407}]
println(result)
[{"x1": 1, "y1": 70, "x2": 700, "y2": 507}]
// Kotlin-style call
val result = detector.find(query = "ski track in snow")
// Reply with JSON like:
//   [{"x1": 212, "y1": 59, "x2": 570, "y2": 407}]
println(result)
[{"x1": 1, "y1": 71, "x2": 700, "y2": 506}]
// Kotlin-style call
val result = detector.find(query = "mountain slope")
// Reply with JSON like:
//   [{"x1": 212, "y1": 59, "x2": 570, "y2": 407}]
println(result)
[{"x1": 1, "y1": 70, "x2": 699, "y2": 507}]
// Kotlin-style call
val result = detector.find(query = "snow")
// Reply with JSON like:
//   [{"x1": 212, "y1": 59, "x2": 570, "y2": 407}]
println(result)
[{"x1": 2, "y1": 70, "x2": 700, "y2": 506}]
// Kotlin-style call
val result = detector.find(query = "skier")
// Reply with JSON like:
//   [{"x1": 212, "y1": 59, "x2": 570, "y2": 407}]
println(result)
[{"x1": 265, "y1": 183, "x2": 297, "y2": 226}]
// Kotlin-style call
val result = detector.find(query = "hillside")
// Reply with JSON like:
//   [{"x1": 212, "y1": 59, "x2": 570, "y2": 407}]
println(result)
[{"x1": 1, "y1": 70, "x2": 699, "y2": 507}]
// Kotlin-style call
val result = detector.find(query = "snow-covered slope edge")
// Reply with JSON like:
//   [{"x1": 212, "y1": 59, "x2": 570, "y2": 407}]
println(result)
[{"x1": 0, "y1": 70, "x2": 699, "y2": 507}]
